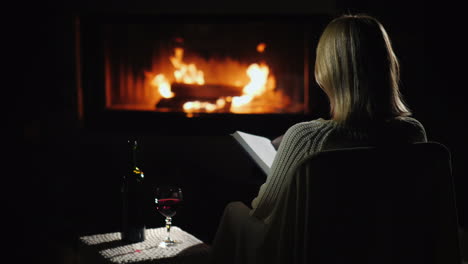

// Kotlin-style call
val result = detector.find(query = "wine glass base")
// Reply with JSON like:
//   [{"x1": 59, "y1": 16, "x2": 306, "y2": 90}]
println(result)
[{"x1": 158, "y1": 239, "x2": 182, "y2": 248}]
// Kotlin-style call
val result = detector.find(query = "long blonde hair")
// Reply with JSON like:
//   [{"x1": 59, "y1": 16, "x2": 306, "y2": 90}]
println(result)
[{"x1": 315, "y1": 14, "x2": 411, "y2": 124}]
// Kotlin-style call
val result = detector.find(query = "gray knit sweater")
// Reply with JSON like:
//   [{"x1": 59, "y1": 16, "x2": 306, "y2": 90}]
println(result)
[{"x1": 250, "y1": 116, "x2": 427, "y2": 221}]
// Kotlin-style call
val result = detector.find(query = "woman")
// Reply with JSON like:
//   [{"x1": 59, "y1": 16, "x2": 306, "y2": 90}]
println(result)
[
  {"x1": 251, "y1": 13, "x2": 426, "y2": 221},
  {"x1": 211, "y1": 14, "x2": 427, "y2": 263}
]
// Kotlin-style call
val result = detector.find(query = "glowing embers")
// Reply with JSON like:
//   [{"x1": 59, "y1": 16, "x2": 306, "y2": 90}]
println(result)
[{"x1": 148, "y1": 42, "x2": 291, "y2": 116}]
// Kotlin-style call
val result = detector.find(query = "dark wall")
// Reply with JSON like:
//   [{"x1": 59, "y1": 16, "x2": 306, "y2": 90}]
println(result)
[{"x1": 16, "y1": 0, "x2": 467, "y2": 263}]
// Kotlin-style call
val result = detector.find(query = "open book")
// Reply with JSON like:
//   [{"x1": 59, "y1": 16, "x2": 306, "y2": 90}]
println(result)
[{"x1": 231, "y1": 131, "x2": 277, "y2": 175}]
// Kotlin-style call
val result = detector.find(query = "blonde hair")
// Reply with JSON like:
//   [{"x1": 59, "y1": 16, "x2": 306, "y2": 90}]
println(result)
[{"x1": 315, "y1": 14, "x2": 411, "y2": 124}]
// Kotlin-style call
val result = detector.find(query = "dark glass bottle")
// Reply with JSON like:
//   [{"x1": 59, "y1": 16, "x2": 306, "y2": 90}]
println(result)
[{"x1": 121, "y1": 139, "x2": 146, "y2": 242}]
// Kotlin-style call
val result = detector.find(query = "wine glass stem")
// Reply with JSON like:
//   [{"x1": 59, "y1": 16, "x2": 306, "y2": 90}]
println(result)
[{"x1": 165, "y1": 217, "x2": 172, "y2": 241}]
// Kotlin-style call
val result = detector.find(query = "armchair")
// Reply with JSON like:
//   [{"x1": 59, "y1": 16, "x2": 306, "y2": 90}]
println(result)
[{"x1": 211, "y1": 142, "x2": 462, "y2": 264}]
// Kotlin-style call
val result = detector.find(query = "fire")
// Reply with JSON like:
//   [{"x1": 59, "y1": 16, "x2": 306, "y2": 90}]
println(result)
[
  {"x1": 170, "y1": 48, "x2": 205, "y2": 85},
  {"x1": 182, "y1": 62, "x2": 272, "y2": 114},
  {"x1": 256, "y1": 43, "x2": 266, "y2": 53},
  {"x1": 150, "y1": 43, "x2": 288, "y2": 115},
  {"x1": 183, "y1": 101, "x2": 217, "y2": 112},
  {"x1": 231, "y1": 63, "x2": 269, "y2": 108},
  {"x1": 151, "y1": 74, "x2": 174, "y2": 98},
  {"x1": 150, "y1": 47, "x2": 205, "y2": 100}
]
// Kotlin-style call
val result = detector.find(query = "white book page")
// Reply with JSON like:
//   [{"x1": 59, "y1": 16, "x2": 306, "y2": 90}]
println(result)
[{"x1": 232, "y1": 131, "x2": 277, "y2": 175}]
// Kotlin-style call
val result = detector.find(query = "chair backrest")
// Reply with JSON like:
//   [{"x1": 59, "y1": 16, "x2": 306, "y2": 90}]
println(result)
[{"x1": 264, "y1": 142, "x2": 461, "y2": 264}]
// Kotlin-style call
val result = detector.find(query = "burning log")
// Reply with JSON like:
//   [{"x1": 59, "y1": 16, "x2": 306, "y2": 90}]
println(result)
[
  {"x1": 156, "y1": 96, "x2": 232, "y2": 112},
  {"x1": 169, "y1": 82, "x2": 243, "y2": 99},
  {"x1": 156, "y1": 96, "x2": 213, "y2": 109},
  {"x1": 155, "y1": 82, "x2": 240, "y2": 112}
]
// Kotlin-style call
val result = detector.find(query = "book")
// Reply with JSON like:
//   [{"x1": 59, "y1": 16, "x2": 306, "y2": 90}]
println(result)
[{"x1": 231, "y1": 131, "x2": 277, "y2": 175}]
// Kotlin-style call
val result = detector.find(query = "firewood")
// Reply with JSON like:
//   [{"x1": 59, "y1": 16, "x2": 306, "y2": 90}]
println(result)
[{"x1": 170, "y1": 82, "x2": 242, "y2": 99}]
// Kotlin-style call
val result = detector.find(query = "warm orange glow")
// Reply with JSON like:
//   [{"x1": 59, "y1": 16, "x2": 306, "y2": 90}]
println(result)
[
  {"x1": 151, "y1": 74, "x2": 174, "y2": 98},
  {"x1": 182, "y1": 63, "x2": 272, "y2": 113},
  {"x1": 145, "y1": 43, "x2": 293, "y2": 115},
  {"x1": 183, "y1": 101, "x2": 217, "y2": 112},
  {"x1": 231, "y1": 95, "x2": 253, "y2": 107},
  {"x1": 243, "y1": 63, "x2": 269, "y2": 96},
  {"x1": 216, "y1": 98, "x2": 226, "y2": 108},
  {"x1": 256, "y1": 43, "x2": 266, "y2": 53},
  {"x1": 183, "y1": 97, "x2": 228, "y2": 114},
  {"x1": 231, "y1": 63, "x2": 269, "y2": 110},
  {"x1": 170, "y1": 48, "x2": 205, "y2": 85}
]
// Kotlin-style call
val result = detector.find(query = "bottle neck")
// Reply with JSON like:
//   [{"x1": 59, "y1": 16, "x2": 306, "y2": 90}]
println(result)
[
  {"x1": 128, "y1": 139, "x2": 144, "y2": 180},
  {"x1": 128, "y1": 139, "x2": 138, "y2": 168}
]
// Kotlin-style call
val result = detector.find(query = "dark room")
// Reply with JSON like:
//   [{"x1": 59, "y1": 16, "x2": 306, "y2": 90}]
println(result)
[{"x1": 14, "y1": 0, "x2": 467, "y2": 263}]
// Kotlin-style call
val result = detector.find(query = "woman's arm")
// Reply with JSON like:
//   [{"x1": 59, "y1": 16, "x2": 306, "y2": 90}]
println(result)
[
  {"x1": 271, "y1": 134, "x2": 284, "y2": 150},
  {"x1": 250, "y1": 122, "x2": 318, "y2": 221}
]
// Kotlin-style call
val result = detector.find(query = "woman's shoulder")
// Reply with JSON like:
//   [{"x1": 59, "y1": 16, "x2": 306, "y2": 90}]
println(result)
[
  {"x1": 281, "y1": 118, "x2": 336, "y2": 143},
  {"x1": 287, "y1": 118, "x2": 334, "y2": 134},
  {"x1": 271, "y1": 119, "x2": 334, "y2": 150}
]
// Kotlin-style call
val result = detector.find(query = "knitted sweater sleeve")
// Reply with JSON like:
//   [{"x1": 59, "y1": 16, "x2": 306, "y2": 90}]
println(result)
[{"x1": 250, "y1": 121, "x2": 327, "y2": 221}]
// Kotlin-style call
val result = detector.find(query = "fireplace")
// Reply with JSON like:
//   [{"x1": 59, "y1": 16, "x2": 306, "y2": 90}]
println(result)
[{"x1": 78, "y1": 14, "x2": 330, "y2": 135}]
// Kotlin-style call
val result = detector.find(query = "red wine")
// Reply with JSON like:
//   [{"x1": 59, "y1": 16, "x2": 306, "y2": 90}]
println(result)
[
  {"x1": 156, "y1": 198, "x2": 182, "y2": 218},
  {"x1": 121, "y1": 139, "x2": 146, "y2": 243}
]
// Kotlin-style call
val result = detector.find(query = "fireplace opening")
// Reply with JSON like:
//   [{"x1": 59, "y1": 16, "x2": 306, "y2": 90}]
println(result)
[{"x1": 79, "y1": 14, "x2": 331, "y2": 133}]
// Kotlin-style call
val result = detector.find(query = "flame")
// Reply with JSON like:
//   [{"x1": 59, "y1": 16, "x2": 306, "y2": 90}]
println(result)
[
  {"x1": 231, "y1": 95, "x2": 253, "y2": 107},
  {"x1": 183, "y1": 101, "x2": 217, "y2": 112},
  {"x1": 243, "y1": 63, "x2": 269, "y2": 96},
  {"x1": 183, "y1": 98, "x2": 227, "y2": 113},
  {"x1": 151, "y1": 47, "x2": 206, "y2": 99},
  {"x1": 170, "y1": 47, "x2": 205, "y2": 85},
  {"x1": 231, "y1": 63, "x2": 269, "y2": 108},
  {"x1": 151, "y1": 74, "x2": 174, "y2": 98},
  {"x1": 256, "y1": 43, "x2": 266, "y2": 53},
  {"x1": 182, "y1": 63, "x2": 271, "y2": 113},
  {"x1": 149, "y1": 43, "x2": 289, "y2": 115}
]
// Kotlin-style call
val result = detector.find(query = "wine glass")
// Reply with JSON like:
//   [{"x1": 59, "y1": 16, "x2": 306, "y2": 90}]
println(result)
[{"x1": 154, "y1": 185, "x2": 183, "y2": 247}]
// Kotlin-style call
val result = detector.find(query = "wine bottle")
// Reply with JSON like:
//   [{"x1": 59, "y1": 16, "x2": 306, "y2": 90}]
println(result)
[{"x1": 121, "y1": 138, "x2": 146, "y2": 243}]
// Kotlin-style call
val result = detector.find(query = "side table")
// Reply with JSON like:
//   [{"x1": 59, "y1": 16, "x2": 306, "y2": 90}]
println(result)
[{"x1": 78, "y1": 227, "x2": 211, "y2": 264}]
